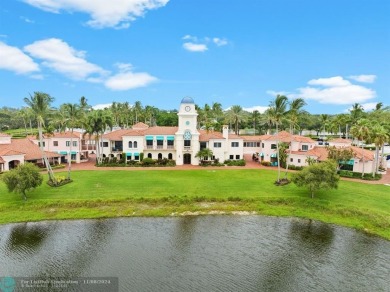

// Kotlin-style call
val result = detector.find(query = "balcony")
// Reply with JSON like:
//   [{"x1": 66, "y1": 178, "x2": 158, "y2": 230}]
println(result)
[{"x1": 112, "y1": 147, "x2": 123, "y2": 152}]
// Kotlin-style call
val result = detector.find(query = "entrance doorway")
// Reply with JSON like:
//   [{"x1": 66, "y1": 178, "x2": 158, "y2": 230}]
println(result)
[{"x1": 183, "y1": 153, "x2": 191, "y2": 164}]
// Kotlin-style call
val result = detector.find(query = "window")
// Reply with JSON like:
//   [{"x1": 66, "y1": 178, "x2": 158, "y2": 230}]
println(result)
[
  {"x1": 134, "y1": 141, "x2": 138, "y2": 148},
  {"x1": 271, "y1": 144, "x2": 277, "y2": 149},
  {"x1": 302, "y1": 145, "x2": 308, "y2": 151},
  {"x1": 53, "y1": 141, "x2": 58, "y2": 146},
  {"x1": 147, "y1": 153, "x2": 152, "y2": 158},
  {"x1": 214, "y1": 142, "x2": 222, "y2": 148},
  {"x1": 146, "y1": 140, "x2": 153, "y2": 146},
  {"x1": 298, "y1": 159, "x2": 301, "y2": 163},
  {"x1": 158, "y1": 153, "x2": 163, "y2": 159},
  {"x1": 168, "y1": 153, "x2": 173, "y2": 160},
  {"x1": 231, "y1": 142, "x2": 239, "y2": 147},
  {"x1": 243, "y1": 142, "x2": 247, "y2": 147},
  {"x1": 39, "y1": 141, "x2": 45, "y2": 147},
  {"x1": 167, "y1": 140, "x2": 174, "y2": 146},
  {"x1": 200, "y1": 142, "x2": 207, "y2": 150},
  {"x1": 66, "y1": 141, "x2": 70, "y2": 147},
  {"x1": 157, "y1": 140, "x2": 163, "y2": 146},
  {"x1": 134, "y1": 154, "x2": 140, "y2": 160},
  {"x1": 262, "y1": 143, "x2": 264, "y2": 148},
  {"x1": 290, "y1": 158, "x2": 293, "y2": 162},
  {"x1": 100, "y1": 142, "x2": 108, "y2": 147},
  {"x1": 73, "y1": 141, "x2": 77, "y2": 147},
  {"x1": 71, "y1": 154, "x2": 76, "y2": 160},
  {"x1": 229, "y1": 155, "x2": 234, "y2": 159},
  {"x1": 257, "y1": 142, "x2": 261, "y2": 147},
  {"x1": 236, "y1": 155, "x2": 240, "y2": 159},
  {"x1": 128, "y1": 141, "x2": 133, "y2": 148},
  {"x1": 184, "y1": 140, "x2": 191, "y2": 147}
]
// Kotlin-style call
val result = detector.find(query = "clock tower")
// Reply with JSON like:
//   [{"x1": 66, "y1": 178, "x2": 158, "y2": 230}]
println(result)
[{"x1": 175, "y1": 97, "x2": 200, "y2": 165}]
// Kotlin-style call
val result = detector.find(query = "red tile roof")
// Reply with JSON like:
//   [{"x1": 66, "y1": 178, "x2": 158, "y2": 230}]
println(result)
[
  {"x1": 262, "y1": 131, "x2": 315, "y2": 143},
  {"x1": 199, "y1": 130, "x2": 224, "y2": 141},
  {"x1": 241, "y1": 135, "x2": 267, "y2": 141},
  {"x1": 350, "y1": 146, "x2": 375, "y2": 161},
  {"x1": 103, "y1": 129, "x2": 144, "y2": 140},
  {"x1": 228, "y1": 134, "x2": 243, "y2": 140},
  {"x1": 132, "y1": 122, "x2": 149, "y2": 129},
  {"x1": 0, "y1": 138, "x2": 62, "y2": 161},
  {"x1": 49, "y1": 131, "x2": 80, "y2": 139}
]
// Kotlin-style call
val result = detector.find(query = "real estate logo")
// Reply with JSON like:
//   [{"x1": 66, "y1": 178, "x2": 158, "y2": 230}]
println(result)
[{"x1": 0, "y1": 277, "x2": 15, "y2": 292}]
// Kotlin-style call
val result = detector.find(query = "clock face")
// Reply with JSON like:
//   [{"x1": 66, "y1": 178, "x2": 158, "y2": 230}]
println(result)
[
  {"x1": 185, "y1": 106, "x2": 191, "y2": 112},
  {"x1": 183, "y1": 130, "x2": 192, "y2": 140},
  {"x1": 185, "y1": 121, "x2": 190, "y2": 126}
]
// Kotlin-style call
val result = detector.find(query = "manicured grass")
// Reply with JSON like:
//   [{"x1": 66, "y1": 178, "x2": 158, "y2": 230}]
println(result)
[{"x1": 0, "y1": 169, "x2": 389, "y2": 239}]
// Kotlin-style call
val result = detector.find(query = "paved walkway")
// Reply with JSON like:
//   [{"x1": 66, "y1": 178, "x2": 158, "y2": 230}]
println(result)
[{"x1": 66, "y1": 154, "x2": 390, "y2": 185}]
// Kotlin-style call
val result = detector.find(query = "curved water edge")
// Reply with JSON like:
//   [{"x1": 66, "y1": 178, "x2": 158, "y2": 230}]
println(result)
[{"x1": 0, "y1": 216, "x2": 389, "y2": 291}]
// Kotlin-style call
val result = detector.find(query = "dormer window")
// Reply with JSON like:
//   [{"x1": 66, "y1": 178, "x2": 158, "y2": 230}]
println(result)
[{"x1": 302, "y1": 145, "x2": 308, "y2": 151}]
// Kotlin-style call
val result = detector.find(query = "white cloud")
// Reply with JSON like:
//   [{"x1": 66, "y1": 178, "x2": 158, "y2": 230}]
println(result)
[
  {"x1": 92, "y1": 103, "x2": 112, "y2": 110},
  {"x1": 0, "y1": 41, "x2": 40, "y2": 74},
  {"x1": 104, "y1": 63, "x2": 157, "y2": 90},
  {"x1": 266, "y1": 90, "x2": 291, "y2": 97},
  {"x1": 24, "y1": 38, "x2": 107, "y2": 80},
  {"x1": 243, "y1": 106, "x2": 269, "y2": 113},
  {"x1": 360, "y1": 102, "x2": 378, "y2": 111},
  {"x1": 348, "y1": 74, "x2": 376, "y2": 83},
  {"x1": 296, "y1": 76, "x2": 376, "y2": 105},
  {"x1": 20, "y1": 16, "x2": 35, "y2": 23},
  {"x1": 213, "y1": 37, "x2": 228, "y2": 46},
  {"x1": 22, "y1": 0, "x2": 169, "y2": 29},
  {"x1": 183, "y1": 42, "x2": 208, "y2": 52}
]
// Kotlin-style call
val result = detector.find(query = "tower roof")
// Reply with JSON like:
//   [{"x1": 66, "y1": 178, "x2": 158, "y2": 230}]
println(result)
[{"x1": 181, "y1": 97, "x2": 195, "y2": 104}]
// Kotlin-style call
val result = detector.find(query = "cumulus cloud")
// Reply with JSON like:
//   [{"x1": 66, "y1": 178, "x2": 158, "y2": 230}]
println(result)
[
  {"x1": 104, "y1": 63, "x2": 158, "y2": 90},
  {"x1": 92, "y1": 103, "x2": 112, "y2": 110},
  {"x1": 24, "y1": 38, "x2": 107, "y2": 80},
  {"x1": 348, "y1": 74, "x2": 376, "y2": 83},
  {"x1": 243, "y1": 106, "x2": 269, "y2": 113},
  {"x1": 183, "y1": 42, "x2": 208, "y2": 52},
  {"x1": 0, "y1": 41, "x2": 40, "y2": 74},
  {"x1": 22, "y1": 0, "x2": 169, "y2": 29},
  {"x1": 283, "y1": 76, "x2": 376, "y2": 105},
  {"x1": 182, "y1": 35, "x2": 228, "y2": 52}
]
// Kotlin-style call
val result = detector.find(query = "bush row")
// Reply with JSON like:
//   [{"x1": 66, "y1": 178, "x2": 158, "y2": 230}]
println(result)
[
  {"x1": 97, "y1": 157, "x2": 176, "y2": 167},
  {"x1": 338, "y1": 170, "x2": 382, "y2": 180}
]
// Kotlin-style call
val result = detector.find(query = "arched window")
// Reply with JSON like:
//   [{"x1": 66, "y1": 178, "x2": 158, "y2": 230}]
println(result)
[
  {"x1": 147, "y1": 153, "x2": 152, "y2": 158},
  {"x1": 128, "y1": 141, "x2": 133, "y2": 148},
  {"x1": 158, "y1": 153, "x2": 163, "y2": 160},
  {"x1": 134, "y1": 141, "x2": 138, "y2": 148},
  {"x1": 168, "y1": 153, "x2": 173, "y2": 160}
]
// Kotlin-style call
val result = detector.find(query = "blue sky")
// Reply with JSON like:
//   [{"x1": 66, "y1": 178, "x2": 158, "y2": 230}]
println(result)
[{"x1": 0, "y1": 0, "x2": 389, "y2": 114}]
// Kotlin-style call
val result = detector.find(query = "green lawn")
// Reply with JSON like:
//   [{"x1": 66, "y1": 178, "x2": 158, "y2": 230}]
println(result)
[{"x1": 0, "y1": 169, "x2": 389, "y2": 239}]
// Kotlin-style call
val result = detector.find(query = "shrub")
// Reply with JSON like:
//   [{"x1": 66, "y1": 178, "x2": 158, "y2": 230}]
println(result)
[
  {"x1": 261, "y1": 161, "x2": 271, "y2": 167},
  {"x1": 224, "y1": 159, "x2": 246, "y2": 166},
  {"x1": 288, "y1": 165, "x2": 303, "y2": 171},
  {"x1": 141, "y1": 158, "x2": 156, "y2": 166}
]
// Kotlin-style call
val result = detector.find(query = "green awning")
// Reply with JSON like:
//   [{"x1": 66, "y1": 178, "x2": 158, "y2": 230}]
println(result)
[
  {"x1": 126, "y1": 153, "x2": 132, "y2": 157},
  {"x1": 270, "y1": 153, "x2": 277, "y2": 158},
  {"x1": 59, "y1": 151, "x2": 67, "y2": 155},
  {"x1": 145, "y1": 136, "x2": 153, "y2": 140},
  {"x1": 71, "y1": 151, "x2": 77, "y2": 155},
  {"x1": 156, "y1": 136, "x2": 164, "y2": 140},
  {"x1": 167, "y1": 136, "x2": 175, "y2": 141},
  {"x1": 260, "y1": 152, "x2": 264, "y2": 156}
]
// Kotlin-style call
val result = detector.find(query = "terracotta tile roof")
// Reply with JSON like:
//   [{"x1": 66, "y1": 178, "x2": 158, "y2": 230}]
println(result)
[
  {"x1": 199, "y1": 130, "x2": 224, "y2": 141},
  {"x1": 103, "y1": 129, "x2": 144, "y2": 140},
  {"x1": 132, "y1": 122, "x2": 149, "y2": 129},
  {"x1": 0, "y1": 138, "x2": 62, "y2": 161},
  {"x1": 350, "y1": 146, "x2": 375, "y2": 161},
  {"x1": 142, "y1": 126, "x2": 178, "y2": 135},
  {"x1": 0, "y1": 148, "x2": 25, "y2": 156},
  {"x1": 228, "y1": 134, "x2": 243, "y2": 139},
  {"x1": 263, "y1": 131, "x2": 315, "y2": 143},
  {"x1": 49, "y1": 131, "x2": 80, "y2": 139},
  {"x1": 0, "y1": 132, "x2": 11, "y2": 137},
  {"x1": 291, "y1": 146, "x2": 375, "y2": 162},
  {"x1": 330, "y1": 138, "x2": 352, "y2": 144},
  {"x1": 241, "y1": 135, "x2": 266, "y2": 141}
]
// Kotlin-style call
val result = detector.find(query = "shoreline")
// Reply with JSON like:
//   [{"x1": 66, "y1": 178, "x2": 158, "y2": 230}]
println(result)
[{"x1": 1, "y1": 197, "x2": 388, "y2": 240}]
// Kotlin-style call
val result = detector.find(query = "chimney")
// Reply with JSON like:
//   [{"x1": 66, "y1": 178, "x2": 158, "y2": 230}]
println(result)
[{"x1": 223, "y1": 125, "x2": 229, "y2": 139}]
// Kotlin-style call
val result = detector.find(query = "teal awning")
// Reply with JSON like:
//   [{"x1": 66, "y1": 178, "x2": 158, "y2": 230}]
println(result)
[
  {"x1": 270, "y1": 153, "x2": 277, "y2": 158},
  {"x1": 59, "y1": 151, "x2": 67, "y2": 155},
  {"x1": 145, "y1": 136, "x2": 153, "y2": 140},
  {"x1": 126, "y1": 153, "x2": 132, "y2": 157},
  {"x1": 71, "y1": 151, "x2": 77, "y2": 155},
  {"x1": 156, "y1": 136, "x2": 164, "y2": 140},
  {"x1": 167, "y1": 136, "x2": 175, "y2": 141},
  {"x1": 133, "y1": 152, "x2": 140, "y2": 156},
  {"x1": 260, "y1": 152, "x2": 264, "y2": 156}
]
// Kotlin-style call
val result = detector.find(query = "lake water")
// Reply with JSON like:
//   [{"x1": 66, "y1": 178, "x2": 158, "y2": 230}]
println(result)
[{"x1": 0, "y1": 216, "x2": 389, "y2": 291}]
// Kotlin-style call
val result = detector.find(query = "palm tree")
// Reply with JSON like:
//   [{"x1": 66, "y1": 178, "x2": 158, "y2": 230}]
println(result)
[
  {"x1": 319, "y1": 114, "x2": 330, "y2": 136},
  {"x1": 63, "y1": 103, "x2": 82, "y2": 179},
  {"x1": 266, "y1": 95, "x2": 288, "y2": 182},
  {"x1": 252, "y1": 110, "x2": 261, "y2": 135},
  {"x1": 133, "y1": 101, "x2": 143, "y2": 124},
  {"x1": 24, "y1": 92, "x2": 56, "y2": 183},
  {"x1": 371, "y1": 124, "x2": 389, "y2": 177},
  {"x1": 350, "y1": 119, "x2": 371, "y2": 178},
  {"x1": 226, "y1": 105, "x2": 246, "y2": 135},
  {"x1": 195, "y1": 148, "x2": 213, "y2": 163},
  {"x1": 284, "y1": 98, "x2": 306, "y2": 177}
]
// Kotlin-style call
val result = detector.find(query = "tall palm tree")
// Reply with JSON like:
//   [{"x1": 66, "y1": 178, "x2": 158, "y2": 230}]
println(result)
[
  {"x1": 252, "y1": 110, "x2": 261, "y2": 135},
  {"x1": 63, "y1": 103, "x2": 82, "y2": 179},
  {"x1": 24, "y1": 92, "x2": 56, "y2": 183},
  {"x1": 371, "y1": 124, "x2": 389, "y2": 177},
  {"x1": 266, "y1": 95, "x2": 288, "y2": 182},
  {"x1": 133, "y1": 101, "x2": 143, "y2": 124},
  {"x1": 284, "y1": 98, "x2": 306, "y2": 177},
  {"x1": 226, "y1": 105, "x2": 246, "y2": 135},
  {"x1": 350, "y1": 119, "x2": 371, "y2": 178}
]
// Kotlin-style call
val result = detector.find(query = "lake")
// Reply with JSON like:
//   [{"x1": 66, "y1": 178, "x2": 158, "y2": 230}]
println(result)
[{"x1": 0, "y1": 216, "x2": 389, "y2": 291}]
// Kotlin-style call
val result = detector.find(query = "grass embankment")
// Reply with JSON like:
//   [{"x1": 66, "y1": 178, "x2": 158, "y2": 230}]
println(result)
[{"x1": 0, "y1": 169, "x2": 389, "y2": 239}]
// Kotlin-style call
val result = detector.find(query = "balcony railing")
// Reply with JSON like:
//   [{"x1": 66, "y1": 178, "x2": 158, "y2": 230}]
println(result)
[{"x1": 112, "y1": 147, "x2": 123, "y2": 152}]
